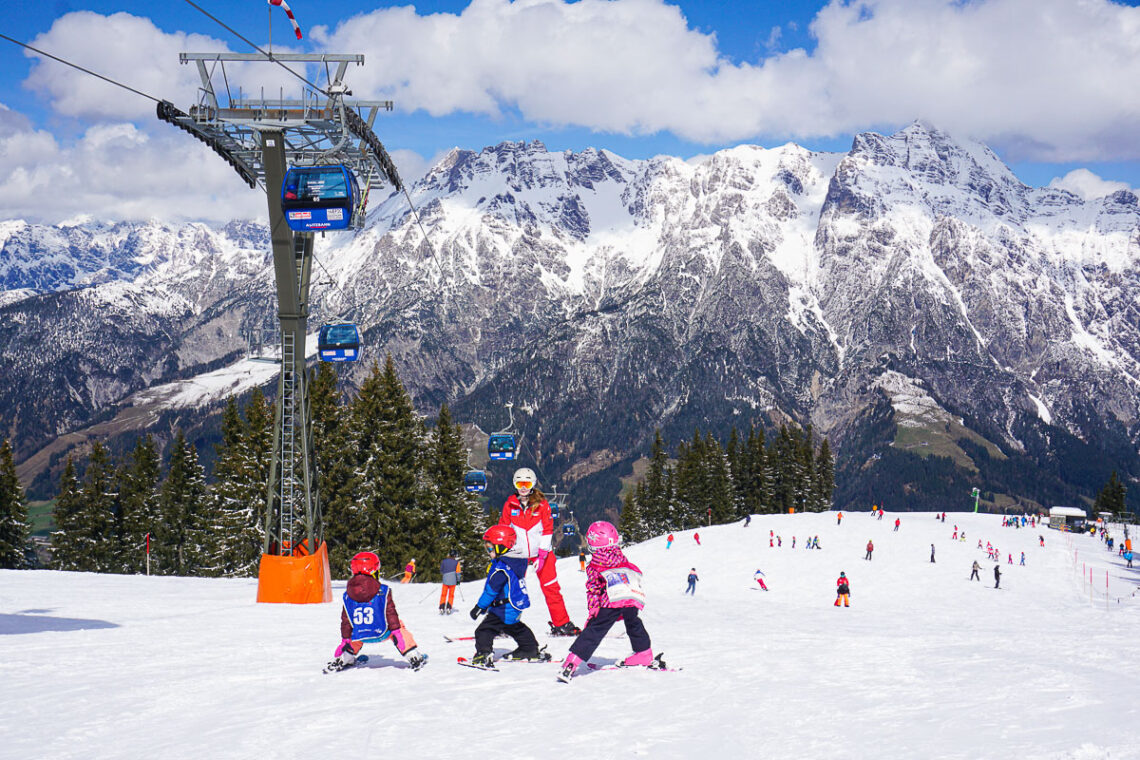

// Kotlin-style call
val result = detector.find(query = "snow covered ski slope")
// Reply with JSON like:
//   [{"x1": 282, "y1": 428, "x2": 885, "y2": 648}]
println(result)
[{"x1": 2, "y1": 511, "x2": 1138, "y2": 759}]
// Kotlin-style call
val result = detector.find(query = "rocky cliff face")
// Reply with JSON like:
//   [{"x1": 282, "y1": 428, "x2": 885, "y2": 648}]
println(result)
[{"x1": 2, "y1": 123, "x2": 1137, "y2": 511}]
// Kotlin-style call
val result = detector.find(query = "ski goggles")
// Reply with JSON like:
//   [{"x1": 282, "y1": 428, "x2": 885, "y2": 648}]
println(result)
[{"x1": 514, "y1": 479, "x2": 534, "y2": 490}]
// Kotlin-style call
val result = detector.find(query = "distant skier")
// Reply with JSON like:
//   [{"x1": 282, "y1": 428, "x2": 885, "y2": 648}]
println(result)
[
  {"x1": 894, "y1": 517, "x2": 901, "y2": 532},
  {"x1": 328, "y1": 551, "x2": 427, "y2": 672},
  {"x1": 993, "y1": 564, "x2": 1002, "y2": 589},
  {"x1": 1007, "y1": 553, "x2": 1013, "y2": 565},
  {"x1": 557, "y1": 521, "x2": 656, "y2": 682},
  {"x1": 579, "y1": 549, "x2": 587, "y2": 572},
  {"x1": 1019, "y1": 552, "x2": 1026, "y2": 566},
  {"x1": 865, "y1": 540, "x2": 874, "y2": 560},
  {"x1": 837, "y1": 511, "x2": 843, "y2": 526},
  {"x1": 439, "y1": 552, "x2": 460, "y2": 614},
  {"x1": 1039, "y1": 535, "x2": 1045, "y2": 547},
  {"x1": 685, "y1": 568, "x2": 699, "y2": 595},
  {"x1": 970, "y1": 560, "x2": 980, "y2": 581},
  {"x1": 834, "y1": 571, "x2": 851, "y2": 607},
  {"x1": 930, "y1": 544, "x2": 936, "y2": 563},
  {"x1": 468, "y1": 525, "x2": 543, "y2": 668},
  {"x1": 812, "y1": 535, "x2": 821, "y2": 550},
  {"x1": 744, "y1": 514, "x2": 751, "y2": 527},
  {"x1": 667, "y1": 533, "x2": 674, "y2": 550},
  {"x1": 952, "y1": 525, "x2": 958, "y2": 540},
  {"x1": 694, "y1": 532, "x2": 701, "y2": 546},
  {"x1": 401, "y1": 558, "x2": 416, "y2": 583},
  {"x1": 754, "y1": 569, "x2": 768, "y2": 591}
]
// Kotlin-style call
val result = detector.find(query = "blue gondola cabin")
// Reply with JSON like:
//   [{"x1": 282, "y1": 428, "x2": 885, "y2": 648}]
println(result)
[
  {"x1": 487, "y1": 433, "x2": 517, "y2": 461},
  {"x1": 317, "y1": 323, "x2": 360, "y2": 362},
  {"x1": 464, "y1": 470, "x2": 487, "y2": 493},
  {"x1": 281, "y1": 165, "x2": 361, "y2": 231},
  {"x1": 563, "y1": 524, "x2": 576, "y2": 536}
]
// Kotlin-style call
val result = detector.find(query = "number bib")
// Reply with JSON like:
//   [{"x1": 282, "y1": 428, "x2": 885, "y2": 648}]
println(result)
[
  {"x1": 601, "y1": 566, "x2": 646, "y2": 607},
  {"x1": 342, "y1": 585, "x2": 391, "y2": 640}
]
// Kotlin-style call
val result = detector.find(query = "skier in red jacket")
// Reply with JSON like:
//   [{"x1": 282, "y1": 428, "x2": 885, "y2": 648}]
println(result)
[
  {"x1": 499, "y1": 467, "x2": 580, "y2": 636},
  {"x1": 834, "y1": 572, "x2": 851, "y2": 607}
]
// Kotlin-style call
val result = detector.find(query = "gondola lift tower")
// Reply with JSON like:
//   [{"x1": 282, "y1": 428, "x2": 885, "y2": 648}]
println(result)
[{"x1": 159, "y1": 42, "x2": 403, "y2": 602}]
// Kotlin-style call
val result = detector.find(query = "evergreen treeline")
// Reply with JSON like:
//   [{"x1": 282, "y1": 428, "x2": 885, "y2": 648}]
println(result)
[
  {"x1": 41, "y1": 356, "x2": 487, "y2": 581},
  {"x1": 620, "y1": 424, "x2": 834, "y2": 542}
]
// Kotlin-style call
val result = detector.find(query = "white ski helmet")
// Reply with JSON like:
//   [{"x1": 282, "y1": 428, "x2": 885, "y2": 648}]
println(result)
[{"x1": 512, "y1": 467, "x2": 537, "y2": 490}]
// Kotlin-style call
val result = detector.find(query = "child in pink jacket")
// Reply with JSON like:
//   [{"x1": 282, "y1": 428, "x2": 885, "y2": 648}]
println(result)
[{"x1": 557, "y1": 521, "x2": 659, "y2": 682}]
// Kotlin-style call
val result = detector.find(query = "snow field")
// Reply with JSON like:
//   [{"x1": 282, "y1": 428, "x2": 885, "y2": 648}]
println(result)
[{"x1": 1, "y1": 511, "x2": 1138, "y2": 760}]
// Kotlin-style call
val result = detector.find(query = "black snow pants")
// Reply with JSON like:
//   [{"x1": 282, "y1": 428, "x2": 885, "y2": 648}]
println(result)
[
  {"x1": 474, "y1": 611, "x2": 538, "y2": 655},
  {"x1": 569, "y1": 607, "x2": 651, "y2": 662}
]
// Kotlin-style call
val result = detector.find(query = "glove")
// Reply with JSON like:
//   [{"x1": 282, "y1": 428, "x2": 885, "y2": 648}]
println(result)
[
  {"x1": 334, "y1": 638, "x2": 359, "y2": 657},
  {"x1": 402, "y1": 648, "x2": 428, "y2": 671},
  {"x1": 534, "y1": 549, "x2": 551, "y2": 575},
  {"x1": 470, "y1": 605, "x2": 486, "y2": 621}
]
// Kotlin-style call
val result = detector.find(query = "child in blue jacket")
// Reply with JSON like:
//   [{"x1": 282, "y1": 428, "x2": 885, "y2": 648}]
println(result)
[{"x1": 468, "y1": 525, "x2": 543, "y2": 668}]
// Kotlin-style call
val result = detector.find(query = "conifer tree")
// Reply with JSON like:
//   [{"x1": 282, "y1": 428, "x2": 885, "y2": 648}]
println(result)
[
  {"x1": 358, "y1": 354, "x2": 428, "y2": 577},
  {"x1": 155, "y1": 430, "x2": 208, "y2": 576},
  {"x1": 0, "y1": 440, "x2": 30, "y2": 569},
  {"x1": 618, "y1": 487, "x2": 646, "y2": 543},
  {"x1": 639, "y1": 430, "x2": 672, "y2": 537},
  {"x1": 814, "y1": 438, "x2": 835, "y2": 512},
  {"x1": 746, "y1": 425, "x2": 770, "y2": 514},
  {"x1": 704, "y1": 432, "x2": 735, "y2": 524},
  {"x1": 117, "y1": 435, "x2": 162, "y2": 574},
  {"x1": 426, "y1": 404, "x2": 485, "y2": 580},
  {"x1": 51, "y1": 458, "x2": 83, "y2": 570},
  {"x1": 210, "y1": 397, "x2": 265, "y2": 576},
  {"x1": 80, "y1": 442, "x2": 117, "y2": 572},
  {"x1": 1095, "y1": 471, "x2": 1127, "y2": 514}
]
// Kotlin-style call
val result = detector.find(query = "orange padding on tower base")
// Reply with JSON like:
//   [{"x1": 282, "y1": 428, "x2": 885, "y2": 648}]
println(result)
[{"x1": 257, "y1": 541, "x2": 333, "y2": 604}]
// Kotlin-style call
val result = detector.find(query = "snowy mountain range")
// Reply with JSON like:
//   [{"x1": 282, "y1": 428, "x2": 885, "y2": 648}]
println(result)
[{"x1": 2, "y1": 122, "x2": 1137, "y2": 511}]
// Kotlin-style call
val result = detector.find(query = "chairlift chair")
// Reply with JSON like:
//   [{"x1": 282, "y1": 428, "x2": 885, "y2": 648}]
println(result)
[
  {"x1": 281, "y1": 165, "x2": 362, "y2": 232},
  {"x1": 562, "y1": 524, "x2": 576, "y2": 537},
  {"x1": 317, "y1": 322, "x2": 361, "y2": 362}
]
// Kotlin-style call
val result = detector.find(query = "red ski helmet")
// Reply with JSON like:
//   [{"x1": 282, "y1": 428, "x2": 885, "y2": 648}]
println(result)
[
  {"x1": 483, "y1": 524, "x2": 516, "y2": 555},
  {"x1": 350, "y1": 551, "x2": 380, "y2": 577}
]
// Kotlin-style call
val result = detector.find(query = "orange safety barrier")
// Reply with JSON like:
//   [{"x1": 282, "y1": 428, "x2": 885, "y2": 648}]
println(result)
[{"x1": 257, "y1": 540, "x2": 333, "y2": 604}]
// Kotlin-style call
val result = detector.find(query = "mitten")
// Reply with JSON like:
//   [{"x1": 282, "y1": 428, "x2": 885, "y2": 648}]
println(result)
[{"x1": 470, "y1": 605, "x2": 486, "y2": 621}]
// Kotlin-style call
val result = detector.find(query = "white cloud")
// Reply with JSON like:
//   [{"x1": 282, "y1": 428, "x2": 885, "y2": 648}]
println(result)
[
  {"x1": 311, "y1": 0, "x2": 1140, "y2": 162},
  {"x1": 0, "y1": 109, "x2": 265, "y2": 224},
  {"x1": 1048, "y1": 169, "x2": 1133, "y2": 200}
]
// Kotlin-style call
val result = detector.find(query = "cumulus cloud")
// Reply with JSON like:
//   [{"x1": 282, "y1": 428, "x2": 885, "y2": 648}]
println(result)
[
  {"x1": 311, "y1": 0, "x2": 1140, "y2": 162},
  {"x1": 0, "y1": 108, "x2": 265, "y2": 223},
  {"x1": 1048, "y1": 169, "x2": 1133, "y2": 200}
]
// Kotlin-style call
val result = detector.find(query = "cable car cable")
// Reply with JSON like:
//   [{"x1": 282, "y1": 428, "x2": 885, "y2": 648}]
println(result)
[{"x1": 0, "y1": 33, "x2": 162, "y2": 104}]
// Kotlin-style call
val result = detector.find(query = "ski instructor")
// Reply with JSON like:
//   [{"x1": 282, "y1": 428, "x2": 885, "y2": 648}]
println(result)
[{"x1": 498, "y1": 467, "x2": 581, "y2": 636}]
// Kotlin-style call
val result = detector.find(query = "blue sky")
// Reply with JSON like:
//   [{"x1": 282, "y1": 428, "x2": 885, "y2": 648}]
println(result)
[{"x1": 4, "y1": 0, "x2": 1140, "y2": 223}]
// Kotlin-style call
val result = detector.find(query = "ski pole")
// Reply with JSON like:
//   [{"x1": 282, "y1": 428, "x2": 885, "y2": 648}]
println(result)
[{"x1": 418, "y1": 586, "x2": 438, "y2": 604}]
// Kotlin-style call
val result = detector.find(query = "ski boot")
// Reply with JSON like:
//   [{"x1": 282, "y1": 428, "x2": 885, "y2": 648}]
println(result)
[
  {"x1": 504, "y1": 645, "x2": 551, "y2": 662},
  {"x1": 439, "y1": 603, "x2": 446, "y2": 615},
  {"x1": 445, "y1": 603, "x2": 453, "y2": 615},
  {"x1": 619, "y1": 649, "x2": 654, "y2": 667},
  {"x1": 471, "y1": 651, "x2": 496, "y2": 670},
  {"x1": 557, "y1": 652, "x2": 583, "y2": 683},
  {"x1": 549, "y1": 620, "x2": 582, "y2": 637}
]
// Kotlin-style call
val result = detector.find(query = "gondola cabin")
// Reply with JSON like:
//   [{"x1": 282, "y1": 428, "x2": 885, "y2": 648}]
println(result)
[
  {"x1": 317, "y1": 323, "x2": 360, "y2": 362},
  {"x1": 487, "y1": 433, "x2": 517, "y2": 461},
  {"x1": 549, "y1": 502, "x2": 559, "y2": 519},
  {"x1": 464, "y1": 470, "x2": 487, "y2": 494},
  {"x1": 281, "y1": 165, "x2": 361, "y2": 231},
  {"x1": 562, "y1": 524, "x2": 576, "y2": 537}
]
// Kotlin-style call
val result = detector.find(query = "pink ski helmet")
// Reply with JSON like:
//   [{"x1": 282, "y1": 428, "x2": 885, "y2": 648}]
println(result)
[{"x1": 585, "y1": 521, "x2": 620, "y2": 549}]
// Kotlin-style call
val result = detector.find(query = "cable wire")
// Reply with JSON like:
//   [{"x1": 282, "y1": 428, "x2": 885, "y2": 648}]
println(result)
[
  {"x1": 181, "y1": 0, "x2": 328, "y2": 96},
  {"x1": 0, "y1": 32, "x2": 161, "y2": 103}
]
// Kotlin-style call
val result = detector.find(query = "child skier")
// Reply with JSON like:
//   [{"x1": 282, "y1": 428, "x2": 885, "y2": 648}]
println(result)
[
  {"x1": 685, "y1": 568, "x2": 699, "y2": 595},
  {"x1": 754, "y1": 569, "x2": 768, "y2": 591},
  {"x1": 401, "y1": 558, "x2": 416, "y2": 583},
  {"x1": 835, "y1": 571, "x2": 851, "y2": 607},
  {"x1": 467, "y1": 525, "x2": 545, "y2": 668},
  {"x1": 558, "y1": 521, "x2": 659, "y2": 682},
  {"x1": 327, "y1": 551, "x2": 428, "y2": 672}
]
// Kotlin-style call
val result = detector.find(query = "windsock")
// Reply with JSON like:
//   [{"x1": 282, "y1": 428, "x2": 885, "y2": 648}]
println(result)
[{"x1": 269, "y1": 0, "x2": 303, "y2": 40}]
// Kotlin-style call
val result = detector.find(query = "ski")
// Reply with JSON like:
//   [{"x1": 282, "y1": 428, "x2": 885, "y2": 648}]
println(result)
[
  {"x1": 443, "y1": 635, "x2": 476, "y2": 642},
  {"x1": 456, "y1": 656, "x2": 499, "y2": 671},
  {"x1": 585, "y1": 654, "x2": 679, "y2": 672},
  {"x1": 323, "y1": 654, "x2": 369, "y2": 674}
]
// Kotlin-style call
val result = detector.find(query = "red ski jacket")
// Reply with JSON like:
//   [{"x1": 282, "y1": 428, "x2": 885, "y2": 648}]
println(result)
[{"x1": 498, "y1": 493, "x2": 553, "y2": 560}]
